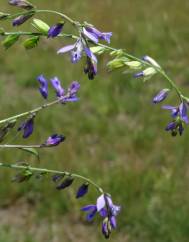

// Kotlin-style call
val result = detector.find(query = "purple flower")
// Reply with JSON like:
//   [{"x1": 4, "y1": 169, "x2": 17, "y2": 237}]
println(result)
[
  {"x1": 37, "y1": 75, "x2": 48, "y2": 99},
  {"x1": 57, "y1": 38, "x2": 84, "y2": 63},
  {"x1": 48, "y1": 22, "x2": 64, "y2": 38},
  {"x1": 9, "y1": 0, "x2": 34, "y2": 10},
  {"x1": 163, "y1": 102, "x2": 189, "y2": 124},
  {"x1": 45, "y1": 134, "x2": 65, "y2": 146},
  {"x1": 57, "y1": 38, "x2": 97, "y2": 65},
  {"x1": 153, "y1": 89, "x2": 170, "y2": 104},
  {"x1": 12, "y1": 13, "x2": 33, "y2": 26},
  {"x1": 61, "y1": 81, "x2": 80, "y2": 103},
  {"x1": 18, "y1": 116, "x2": 35, "y2": 138},
  {"x1": 50, "y1": 77, "x2": 65, "y2": 97},
  {"x1": 76, "y1": 183, "x2": 89, "y2": 199},
  {"x1": 81, "y1": 194, "x2": 120, "y2": 238},
  {"x1": 163, "y1": 102, "x2": 188, "y2": 136},
  {"x1": 83, "y1": 26, "x2": 112, "y2": 44}
]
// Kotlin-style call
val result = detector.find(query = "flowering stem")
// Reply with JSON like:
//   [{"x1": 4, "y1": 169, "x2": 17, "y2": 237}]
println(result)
[
  {"x1": 0, "y1": 162, "x2": 104, "y2": 193},
  {"x1": 0, "y1": 96, "x2": 67, "y2": 125},
  {"x1": 0, "y1": 27, "x2": 184, "y2": 102}
]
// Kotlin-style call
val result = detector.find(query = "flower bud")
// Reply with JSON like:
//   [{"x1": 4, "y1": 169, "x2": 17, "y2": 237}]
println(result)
[
  {"x1": 32, "y1": 18, "x2": 50, "y2": 34},
  {"x1": 9, "y1": 0, "x2": 34, "y2": 10},
  {"x1": 107, "y1": 57, "x2": 128, "y2": 71},
  {"x1": 90, "y1": 46, "x2": 106, "y2": 55},
  {"x1": 23, "y1": 36, "x2": 39, "y2": 49},
  {"x1": 153, "y1": 88, "x2": 170, "y2": 104},
  {"x1": 13, "y1": 13, "x2": 34, "y2": 26},
  {"x1": 76, "y1": 183, "x2": 89, "y2": 199},
  {"x1": 142, "y1": 55, "x2": 160, "y2": 68},
  {"x1": 124, "y1": 61, "x2": 142, "y2": 70},
  {"x1": 0, "y1": 12, "x2": 10, "y2": 20},
  {"x1": 2, "y1": 34, "x2": 19, "y2": 49},
  {"x1": 48, "y1": 22, "x2": 64, "y2": 38},
  {"x1": 56, "y1": 176, "x2": 74, "y2": 190}
]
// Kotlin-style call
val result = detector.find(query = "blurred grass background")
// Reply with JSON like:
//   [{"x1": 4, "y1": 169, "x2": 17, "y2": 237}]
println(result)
[{"x1": 0, "y1": 0, "x2": 189, "y2": 241}]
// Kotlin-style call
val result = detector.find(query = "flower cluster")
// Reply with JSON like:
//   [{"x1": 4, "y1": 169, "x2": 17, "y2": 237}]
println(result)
[
  {"x1": 57, "y1": 26, "x2": 112, "y2": 80},
  {"x1": 152, "y1": 89, "x2": 189, "y2": 136},
  {"x1": 37, "y1": 75, "x2": 80, "y2": 102},
  {"x1": 81, "y1": 194, "x2": 121, "y2": 239}
]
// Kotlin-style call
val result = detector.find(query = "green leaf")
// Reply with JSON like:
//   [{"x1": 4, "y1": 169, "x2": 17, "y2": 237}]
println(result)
[{"x1": 19, "y1": 148, "x2": 39, "y2": 160}]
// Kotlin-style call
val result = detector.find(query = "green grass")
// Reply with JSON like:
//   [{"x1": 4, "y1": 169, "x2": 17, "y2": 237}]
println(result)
[{"x1": 0, "y1": 0, "x2": 189, "y2": 241}]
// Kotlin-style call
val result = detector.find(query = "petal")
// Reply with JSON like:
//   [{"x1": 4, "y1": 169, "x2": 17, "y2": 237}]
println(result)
[
  {"x1": 179, "y1": 102, "x2": 189, "y2": 124},
  {"x1": 110, "y1": 216, "x2": 117, "y2": 229},
  {"x1": 50, "y1": 77, "x2": 64, "y2": 97},
  {"x1": 83, "y1": 28, "x2": 99, "y2": 43},
  {"x1": 57, "y1": 44, "x2": 75, "y2": 54},
  {"x1": 100, "y1": 32, "x2": 112, "y2": 44},
  {"x1": 99, "y1": 208, "x2": 107, "y2": 217},
  {"x1": 81, "y1": 205, "x2": 96, "y2": 212},
  {"x1": 84, "y1": 47, "x2": 97, "y2": 63},
  {"x1": 86, "y1": 208, "x2": 97, "y2": 221},
  {"x1": 96, "y1": 194, "x2": 105, "y2": 211},
  {"x1": 162, "y1": 105, "x2": 176, "y2": 110}
]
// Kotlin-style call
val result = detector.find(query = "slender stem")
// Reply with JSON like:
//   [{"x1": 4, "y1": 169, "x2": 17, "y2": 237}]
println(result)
[
  {"x1": 0, "y1": 144, "x2": 41, "y2": 148},
  {"x1": 0, "y1": 162, "x2": 104, "y2": 193},
  {"x1": 35, "y1": 9, "x2": 79, "y2": 26},
  {"x1": 0, "y1": 96, "x2": 66, "y2": 125}
]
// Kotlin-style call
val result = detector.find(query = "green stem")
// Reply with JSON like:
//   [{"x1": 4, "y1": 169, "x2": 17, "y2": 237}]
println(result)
[
  {"x1": 35, "y1": 9, "x2": 79, "y2": 26},
  {"x1": 0, "y1": 96, "x2": 66, "y2": 125},
  {"x1": 0, "y1": 162, "x2": 104, "y2": 193},
  {"x1": 0, "y1": 144, "x2": 42, "y2": 148}
]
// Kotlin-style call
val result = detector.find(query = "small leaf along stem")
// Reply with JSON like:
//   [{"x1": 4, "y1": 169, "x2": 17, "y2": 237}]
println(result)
[{"x1": 0, "y1": 162, "x2": 104, "y2": 193}]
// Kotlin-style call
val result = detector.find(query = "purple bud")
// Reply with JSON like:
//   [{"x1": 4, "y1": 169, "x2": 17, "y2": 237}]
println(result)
[
  {"x1": 50, "y1": 77, "x2": 65, "y2": 97},
  {"x1": 165, "y1": 121, "x2": 177, "y2": 131},
  {"x1": 45, "y1": 134, "x2": 65, "y2": 147},
  {"x1": 102, "y1": 218, "x2": 110, "y2": 239},
  {"x1": 133, "y1": 71, "x2": 144, "y2": 78},
  {"x1": 178, "y1": 123, "x2": 184, "y2": 136},
  {"x1": 18, "y1": 116, "x2": 35, "y2": 138},
  {"x1": 153, "y1": 88, "x2": 170, "y2": 104},
  {"x1": 56, "y1": 177, "x2": 74, "y2": 190},
  {"x1": 52, "y1": 174, "x2": 64, "y2": 183},
  {"x1": 84, "y1": 57, "x2": 97, "y2": 80},
  {"x1": 12, "y1": 13, "x2": 33, "y2": 26},
  {"x1": 48, "y1": 22, "x2": 64, "y2": 38},
  {"x1": 76, "y1": 183, "x2": 89, "y2": 199},
  {"x1": 9, "y1": 0, "x2": 34, "y2": 10},
  {"x1": 37, "y1": 75, "x2": 48, "y2": 99}
]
